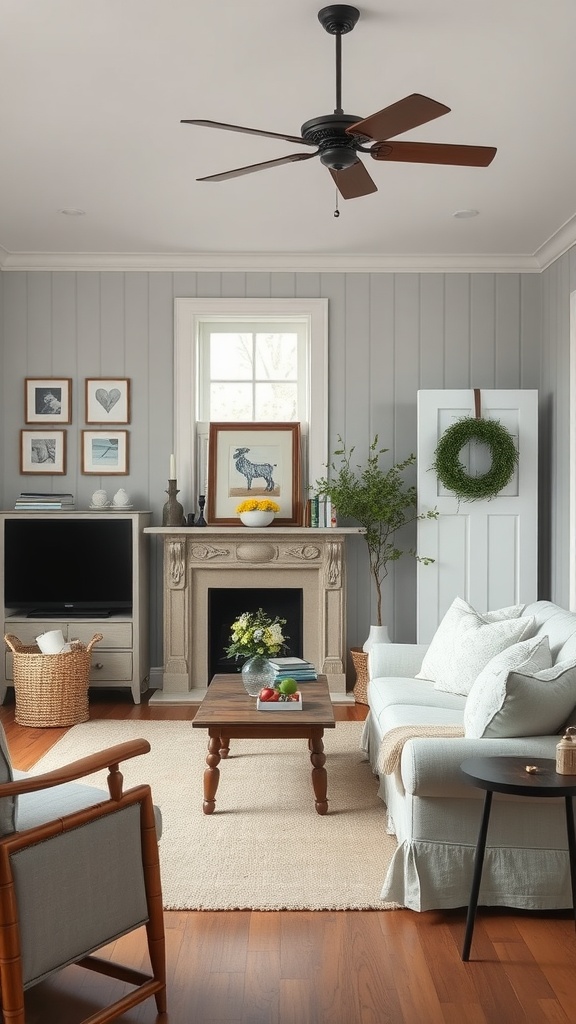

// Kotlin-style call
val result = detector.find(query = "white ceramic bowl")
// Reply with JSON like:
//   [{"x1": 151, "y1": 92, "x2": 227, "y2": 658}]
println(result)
[{"x1": 239, "y1": 510, "x2": 275, "y2": 527}]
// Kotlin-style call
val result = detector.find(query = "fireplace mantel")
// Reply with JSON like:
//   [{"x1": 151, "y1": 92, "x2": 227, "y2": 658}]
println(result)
[{"x1": 145, "y1": 526, "x2": 363, "y2": 703}]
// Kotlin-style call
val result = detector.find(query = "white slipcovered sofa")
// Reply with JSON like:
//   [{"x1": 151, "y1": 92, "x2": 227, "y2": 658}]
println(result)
[{"x1": 361, "y1": 599, "x2": 576, "y2": 912}]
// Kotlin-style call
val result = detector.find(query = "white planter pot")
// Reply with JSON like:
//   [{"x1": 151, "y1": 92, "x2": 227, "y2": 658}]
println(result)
[
  {"x1": 362, "y1": 624, "x2": 391, "y2": 653},
  {"x1": 239, "y1": 510, "x2": 275, "y2": 527}
]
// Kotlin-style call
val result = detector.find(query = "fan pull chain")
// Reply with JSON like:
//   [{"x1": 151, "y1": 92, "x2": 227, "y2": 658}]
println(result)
[{"x1": 334, "y1": 188, "x2": 340, "y2": 218}]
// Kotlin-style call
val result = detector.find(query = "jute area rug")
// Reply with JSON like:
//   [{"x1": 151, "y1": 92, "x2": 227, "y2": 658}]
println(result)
[{"x1": 30, "y1": 719, "x2": 398, "y2": 912}]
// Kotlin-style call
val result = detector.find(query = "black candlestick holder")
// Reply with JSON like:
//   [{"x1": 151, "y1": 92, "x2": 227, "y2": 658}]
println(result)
[
  {"x1": 162, "y1": 479, "x2": 185, "y2": 526},
  {"x1": 195, "y1": 494, "x2": 207, "y2": 527}
]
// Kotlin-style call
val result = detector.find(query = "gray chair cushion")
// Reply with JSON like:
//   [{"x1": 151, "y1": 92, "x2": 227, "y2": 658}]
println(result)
[{"x1": 0, "y1": 722, "x2": 16, "y2": 835}]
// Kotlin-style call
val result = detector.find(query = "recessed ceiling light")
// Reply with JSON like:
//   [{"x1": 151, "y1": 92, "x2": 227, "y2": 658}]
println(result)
[
  {"x1": 58, "y1": 208, "x2": 86, "y2": 216},
  {"x1": 452, "y1": 208, "x2": 479, "y2": 219}
]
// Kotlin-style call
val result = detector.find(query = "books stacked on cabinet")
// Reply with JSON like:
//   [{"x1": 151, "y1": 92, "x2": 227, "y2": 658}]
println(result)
[
  {"x1": 14, "y1": 492, "x2": 75, "y2": 511},
  {"x1": 304, "y1": 495, "x2": 337, "y2": 528},
  {"x1": 269, "y1": 656, "x2": 318, "y2": 682}
]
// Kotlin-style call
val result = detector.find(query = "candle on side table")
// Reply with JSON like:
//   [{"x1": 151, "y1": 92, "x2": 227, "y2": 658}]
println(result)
[{"x1": 169, "y1": 453, "x2": 176, "y2": 480}]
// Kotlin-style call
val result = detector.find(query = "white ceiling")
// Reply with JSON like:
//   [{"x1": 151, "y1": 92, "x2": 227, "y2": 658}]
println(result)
[{"x1": 2, "y1": 0, "x2": 576, "y2": 272}]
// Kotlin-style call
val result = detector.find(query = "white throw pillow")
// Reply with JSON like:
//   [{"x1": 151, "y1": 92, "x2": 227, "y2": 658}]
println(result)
[
  {"x1": 464, "y1": 635, "x2": 553, "y2": 737},
  {"x1": 416, "y1": 597, "x2": 533, "y2": 696}
]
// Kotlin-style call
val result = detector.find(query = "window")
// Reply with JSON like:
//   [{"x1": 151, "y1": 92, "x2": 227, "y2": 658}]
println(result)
[{"x1": 174, "y1": 299, "x2": 328, "y2": 513}]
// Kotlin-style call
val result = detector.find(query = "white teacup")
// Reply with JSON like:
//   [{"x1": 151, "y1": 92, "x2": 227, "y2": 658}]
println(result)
[{"x1": 36, "y1": 629, "x2": 66, "y2": 654}]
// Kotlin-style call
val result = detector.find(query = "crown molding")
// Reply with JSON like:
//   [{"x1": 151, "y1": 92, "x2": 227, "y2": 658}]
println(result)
[
  {"x1": 2, "y1": 211, "x2": 576, "y2": 274},
  {"x1": 0, "y1": 249, "x2": 543, "y2": 273},
  {"x1": 533, "y1": 212, "x2": 576, "y2": 270}
]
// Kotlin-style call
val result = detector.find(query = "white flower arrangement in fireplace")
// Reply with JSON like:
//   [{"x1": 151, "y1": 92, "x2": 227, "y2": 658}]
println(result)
[{"x1": 225, "y1": 608, "x2": 287, "y2": 660}]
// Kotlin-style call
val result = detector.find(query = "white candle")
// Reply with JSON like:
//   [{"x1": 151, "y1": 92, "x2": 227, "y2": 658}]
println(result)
[{"x1": 169, "y1": 454, "x2": 176, "y2": 479}]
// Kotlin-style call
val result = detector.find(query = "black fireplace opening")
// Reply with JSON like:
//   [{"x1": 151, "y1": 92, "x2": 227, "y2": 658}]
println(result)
[{"x1": 208, "y1": 588, "x2": 303, "y2": 679}]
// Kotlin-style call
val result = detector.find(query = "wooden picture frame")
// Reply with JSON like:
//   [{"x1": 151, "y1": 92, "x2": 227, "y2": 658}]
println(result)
[
  {"x1": 20, "y1": 430, "x2": 66, "y2": 474},
  {"x1": 207, "y1": 422, "x2": 302, "y2": 525},
  {"x1": 85, "y1": 378, "x2": 131, "y2": 424},
  {"x1": 25, "y1": 378, "x2": 72, "y2": 424},
  {"x1": 81, "y1": 430, "x2": 129, "y2": 475}
]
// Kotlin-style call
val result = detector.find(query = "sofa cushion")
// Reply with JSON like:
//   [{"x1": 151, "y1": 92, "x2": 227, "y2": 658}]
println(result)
[
  {"x1": 464, "y1": 650, "x2": 576, "y2": 739},
  {"x1": 416, "y1": 597, "x2": 534, "y2": 696},
  {"x1": 463, "y1": 635, "x2": 553, "y2": 737}
]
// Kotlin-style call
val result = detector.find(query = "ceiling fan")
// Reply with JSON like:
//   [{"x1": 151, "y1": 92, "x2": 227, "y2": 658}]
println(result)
[{"x1": 181, "y1": 4, "x2": 497, "y2": 200}]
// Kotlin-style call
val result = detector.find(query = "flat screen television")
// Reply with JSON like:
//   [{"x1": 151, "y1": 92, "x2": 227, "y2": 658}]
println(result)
[{"x1": 4, "y1": 518, "x2": 133, "y2": 617}]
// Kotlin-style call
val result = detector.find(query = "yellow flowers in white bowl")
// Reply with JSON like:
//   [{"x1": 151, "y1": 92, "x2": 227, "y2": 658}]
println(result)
[{"x1": 236, "y1": 498, "x2": 280, "y2": 526}]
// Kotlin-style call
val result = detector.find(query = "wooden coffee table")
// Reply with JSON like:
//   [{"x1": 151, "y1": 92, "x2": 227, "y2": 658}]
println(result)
[{"x1": 192, "y1": 673, "x2": 336, "y2": 815}]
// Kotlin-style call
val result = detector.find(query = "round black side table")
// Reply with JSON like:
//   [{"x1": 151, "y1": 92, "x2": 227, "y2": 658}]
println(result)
[{"x1": 460, "y1": 756, "x2": 576, "y2": 961}]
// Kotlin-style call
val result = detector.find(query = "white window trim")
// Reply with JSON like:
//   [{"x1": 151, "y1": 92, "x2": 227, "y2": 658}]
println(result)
[{"x1": 174, "y1": 298, "x2": 328, "y2": 513}]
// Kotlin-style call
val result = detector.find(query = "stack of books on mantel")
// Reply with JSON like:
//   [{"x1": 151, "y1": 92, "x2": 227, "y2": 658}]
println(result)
[
  {"x1": 14, "y1": 492, "x2": 75, "y2": 511},
  {"x1": 269, "y1": 657, "x2": 318, "y2": 682}
]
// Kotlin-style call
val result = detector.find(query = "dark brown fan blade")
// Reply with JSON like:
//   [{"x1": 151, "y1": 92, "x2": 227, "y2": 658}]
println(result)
[
  {"x1": 181, "y1": 119, "x2": 316, "y2": 147},
  {"x1": 197, "y1": 151, "x2": 318, "y2": 182},
  {"x1": 371, "y1": 140, "x2": 497, "y2": 167},
  {"x1": 347, "y1": 94, "x2": 450, "y2": 142},
  {"x1": 329, "y1": 160, "x2": 378, "y2": 200}
]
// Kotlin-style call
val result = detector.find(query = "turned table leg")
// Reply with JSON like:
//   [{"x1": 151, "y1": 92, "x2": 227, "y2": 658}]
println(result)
[
  {"x1": 309, "y1": 729, "x2": 328, "y2": 815},
  {"x1": 203, "y1": 733, "x2": 222, "y2": 814}
]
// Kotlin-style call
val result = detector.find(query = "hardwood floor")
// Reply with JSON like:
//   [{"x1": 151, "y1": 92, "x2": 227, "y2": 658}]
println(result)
[{"x1": 4, "y1": 690, "x2": 576, "y2": 1024}]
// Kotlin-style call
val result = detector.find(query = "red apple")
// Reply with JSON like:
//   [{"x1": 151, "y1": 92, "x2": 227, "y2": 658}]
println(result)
[{"x1": 258, "y1": 687, "x2": 276, "y2": 702}]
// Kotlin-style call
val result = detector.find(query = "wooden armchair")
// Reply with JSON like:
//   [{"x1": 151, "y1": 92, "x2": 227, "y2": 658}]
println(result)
[{"x1": 0, "y1": 735, "x2": 166, "y2": 1023}]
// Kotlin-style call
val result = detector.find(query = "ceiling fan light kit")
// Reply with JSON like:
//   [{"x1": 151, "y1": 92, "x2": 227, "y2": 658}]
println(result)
[{"x1": 182, "y1": 5, "x2": 497, "y2": 200}]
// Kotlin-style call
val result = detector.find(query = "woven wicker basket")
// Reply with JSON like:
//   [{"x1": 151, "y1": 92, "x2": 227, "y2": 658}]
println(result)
[
  {"x1": 350, "y1": 646, "x2": 369, "y2": 705},
  {"x1": 4, "y1": 633, "x2": 103, "y2": 728}
]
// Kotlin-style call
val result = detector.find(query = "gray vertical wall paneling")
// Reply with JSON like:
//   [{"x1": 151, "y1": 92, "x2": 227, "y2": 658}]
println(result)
[
  {"x1": 3, "y1": 274, "x2": 27, "y2": 498},
  {"x1": 1, "y1": 263, "x2": 561, "y2": 678},
  {"x1": 392, "y1": 274, "x2": 421, "y2": 641},
  {"x1": 99, "y1": 274, "x2": 126, "y2": 372},
  {"x1": 444, "y1": 274, "x2": 471, "y2": 386},
  {"x1": 369, "y1": 274, "x2": 396, "y2": 637},
  {"x1": 148, "y1": 273, "x2": 179, "y2": 664},
  {"x1": 220, "y1": 273, "x2": 247, "y2": 298},
  {"x1": 26, "y1": 274, "x2": 52, "y2": 368},
  {"x1": 550, "y1": 256, "x2": 568, "y2": 607},
  {"x1": 51, "y1": 273, "x2": 77, "y2": 487},
  {"x1": 470, "y1": 275, "x2": 496, "y2": 386},
  {"x1": 495, "y1": 275, "x2": 521, "y2": 387},
  {"x1": 419, "y1": 275, "x2": 446, "y2": 390},
  {"x1": 343, "y1": 274, "x2": 372, "y2": 639}
]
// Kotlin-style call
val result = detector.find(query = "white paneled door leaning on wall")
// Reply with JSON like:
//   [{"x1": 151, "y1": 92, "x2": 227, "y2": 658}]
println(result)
[{"x1": 416, "y1": 389, "x2": 538, "y2": 644}]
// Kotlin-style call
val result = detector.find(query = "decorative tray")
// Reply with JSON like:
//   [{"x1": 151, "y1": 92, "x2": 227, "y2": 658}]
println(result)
[{"x1": 257, "y1": 692, "x2": 302, "y2": 711}]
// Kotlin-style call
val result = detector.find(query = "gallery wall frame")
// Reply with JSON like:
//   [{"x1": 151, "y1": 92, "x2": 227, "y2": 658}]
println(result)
[
  {"x1": 81, "y1": 430, "x2": 129, "y2": 475},
  {"x1": 85, "y1": 378, "x2": 131, "y2": 424},
  {"x1": 25, "y1": 378, "x2": 72, "y2": 424},
  {"x1": 20, "y1": 430, "x2": 67, "y2": 474},
  {"x1": 207, "y1": 421, "x2": 302, "y2": 525}
]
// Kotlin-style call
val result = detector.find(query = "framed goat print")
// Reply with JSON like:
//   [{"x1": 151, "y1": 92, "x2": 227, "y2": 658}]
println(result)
[
  {"x1": 20, "y1": 430, "x2": 66, "y2": 474},
  {"x1": 207, "y1": 422, "x2": 301, "y2": 525},
  {"x1": 25, "y1": 378, "x2": 72, "y2": 424},
  {"x1": 81, "y1": 430, "x2": 129, "y2": 475},
  {"x1": 85, "y1": 378, "x2": 131, "y2": 424}
]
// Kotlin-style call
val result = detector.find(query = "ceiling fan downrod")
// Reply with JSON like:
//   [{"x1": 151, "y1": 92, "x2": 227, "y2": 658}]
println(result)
[{"x1": 317, "y1": 5, "x2": 359, "y2": 115}]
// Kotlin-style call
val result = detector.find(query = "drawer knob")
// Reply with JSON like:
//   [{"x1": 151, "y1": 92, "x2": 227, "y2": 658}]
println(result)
[{"x1": 94, "y1": 662, "x2": 104, "y2": 670}]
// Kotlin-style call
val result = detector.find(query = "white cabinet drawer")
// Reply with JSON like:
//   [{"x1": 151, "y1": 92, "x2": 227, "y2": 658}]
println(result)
[
  {"x1": 5, "y1": 650, "x2": 133, "y2": 683},
  {"x1": 4, "y1": 620, "x2": 132, "y2": 649},
  {"x1": 89, "y1": 652, "x2": 133, "y2": 682}
]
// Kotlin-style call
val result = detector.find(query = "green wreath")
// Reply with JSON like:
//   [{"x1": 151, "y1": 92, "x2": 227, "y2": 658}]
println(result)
[{"x1": 432, "y1": 417, "x2": 518, "y2": 501}]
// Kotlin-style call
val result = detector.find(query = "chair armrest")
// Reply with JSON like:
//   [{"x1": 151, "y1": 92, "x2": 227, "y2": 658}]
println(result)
[
  {"x1": 368, "y1": 643, "x2": 429, "y2": 680},
  {"x1": 0, "y1": 739, "x2": 151, "y2": 801},
  {"x1": 401, "y1": 735, "x2": 559, "y2": 797}
]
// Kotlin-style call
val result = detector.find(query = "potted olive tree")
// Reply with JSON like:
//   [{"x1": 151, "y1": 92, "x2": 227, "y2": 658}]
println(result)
[{"x1": 315, "y1": 435, "x2": 437, "y2": 651}]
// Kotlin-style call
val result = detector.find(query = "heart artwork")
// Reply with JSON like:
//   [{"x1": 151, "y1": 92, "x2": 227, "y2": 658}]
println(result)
[{"x1": 95, "y1": 388, "x2": 121, "y2": 414}]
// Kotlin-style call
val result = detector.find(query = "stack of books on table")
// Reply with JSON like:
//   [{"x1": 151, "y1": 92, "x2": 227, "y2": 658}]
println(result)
[
  {"x1": 14, "y1": 492, "x2": 75, "y2": 511},
  {"x1": 269, "y1": 657, "x2": 318, "y2": 682}
]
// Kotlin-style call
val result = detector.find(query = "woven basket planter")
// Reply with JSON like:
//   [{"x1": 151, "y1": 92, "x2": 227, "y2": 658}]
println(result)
[
  {"x1": 350, "y1": 646, "x2": 369, "y2": 706},
  {"x1": 4, "y1": 633, "x2": 103, "y2": 727}
]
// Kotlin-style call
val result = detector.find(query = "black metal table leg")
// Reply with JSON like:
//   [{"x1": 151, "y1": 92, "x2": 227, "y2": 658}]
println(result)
[
  {"x1": 462, "y1": 789, "x2": 493, "y2": 961},
  {"x1": 564, "y1": 795, "x2": 576, "y2": 929}
]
